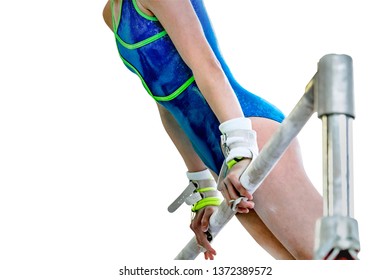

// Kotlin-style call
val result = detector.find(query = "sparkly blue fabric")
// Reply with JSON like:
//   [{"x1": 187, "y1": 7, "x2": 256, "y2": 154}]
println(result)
[
  {"x1": 116, "y1": 0, "x2": 193, "y2": 97},
  {"x1": 114, "y1": 0, "x2": 285, "y2": 173}
]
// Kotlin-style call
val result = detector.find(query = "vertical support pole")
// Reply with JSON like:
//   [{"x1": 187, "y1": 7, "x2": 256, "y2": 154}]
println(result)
[{"x1": 314, "y1": 54, "x2": 360, "y2": 259}]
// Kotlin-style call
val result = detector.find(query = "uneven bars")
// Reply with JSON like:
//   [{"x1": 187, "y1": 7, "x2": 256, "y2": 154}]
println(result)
[{"x1": 175, "y1": 80, "x2": 316, "y2": 260}]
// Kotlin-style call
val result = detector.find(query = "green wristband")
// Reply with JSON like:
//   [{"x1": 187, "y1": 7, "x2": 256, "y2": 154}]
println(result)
[
  {"x1": 227, "y1": 157, "x2": 244, "y2": 169},
  {"x1": 191, "y1": 197, "x2": 222, "y2": 212}
]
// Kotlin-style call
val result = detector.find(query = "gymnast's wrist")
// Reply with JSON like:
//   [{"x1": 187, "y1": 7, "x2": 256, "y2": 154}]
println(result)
[
  {"x1": 187, "y1": 169, "x2": 221, "y2": 212},
  {"x1": 219, "y1": 117, "x2": 252, "y2": 132},
  {"x1": 219, "y1": 117, "x2": 258, "y2": 169}
]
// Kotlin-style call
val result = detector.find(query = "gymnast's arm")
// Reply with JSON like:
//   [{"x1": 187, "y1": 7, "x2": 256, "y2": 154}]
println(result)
[
  {"x1": 141, "y1": 0, "x2": 244, "y2": 123},
  {"x1": 157, "y1": 103, "x2": 218, "y2": 260},
  {"x1": 140, "y1": 0, "x2": 254, "y2": 204}
]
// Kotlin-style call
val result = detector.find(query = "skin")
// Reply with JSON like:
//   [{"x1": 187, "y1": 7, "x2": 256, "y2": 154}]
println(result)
[{"x1": 103, "y1": 0, "x2": 322, "y2": 260}]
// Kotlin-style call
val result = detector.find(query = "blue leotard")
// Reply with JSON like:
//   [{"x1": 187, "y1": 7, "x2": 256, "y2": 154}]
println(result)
[{"x1": 111, "y1": 0, "x2": 285, "y2": 173}]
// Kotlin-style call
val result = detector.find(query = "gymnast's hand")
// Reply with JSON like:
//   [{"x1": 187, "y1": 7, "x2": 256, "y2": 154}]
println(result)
[
  {"x1": 220, "y1": 159, "x2": 255, "y2": 213},
  {"x1": 190, "y1": 206, "x2": 217, "y2": 260}
]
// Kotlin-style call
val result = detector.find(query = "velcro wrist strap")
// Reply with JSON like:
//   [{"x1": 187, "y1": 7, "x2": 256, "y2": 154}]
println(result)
[
  {"x1": 219, "y1": 118, "x2": 258, "y2": 170},
  {"x1": 168, "y1": 170, "x2": 221, "y2": 213},
  {"x1": 185, "y1": 190, "x2": 202, "y2": 205},
  {"x1": 220, "y1": 130, "x2": 258, "y2": 169},
  {"x1": 191, "y1": 197, "x2": 221, "y2": 212},
  {"x1": 227, "y1": 157, "x2": 244, "y2": 169},
  {"x1": 189, "y1": 182, "x2": 221, "y2": 212}
]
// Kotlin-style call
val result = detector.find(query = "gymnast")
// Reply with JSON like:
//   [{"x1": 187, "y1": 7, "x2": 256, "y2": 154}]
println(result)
[{"x1": 102, "y1": 0, "x2": 322, "y2": 260}]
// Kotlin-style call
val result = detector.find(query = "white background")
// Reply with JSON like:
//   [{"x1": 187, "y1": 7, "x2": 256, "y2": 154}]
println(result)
[{"x1": 1, "y1": 0, "x2": 388, "y2": 279}]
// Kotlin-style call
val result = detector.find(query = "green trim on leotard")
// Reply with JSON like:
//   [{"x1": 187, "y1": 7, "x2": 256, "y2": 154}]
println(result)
[
  {"x1": 115, "y1": 30, "x2": 168, "y2": 50},
  {"x1": 110, "y1": 0, "x2": 123, "y2": 33},
  {"x1": 112, "y1": 0, "x2": 167, "y2": 49},
  {"x1": 113, "y1": 0, "x2": 195, "y2": 102},
  {"x1": 119, "y1": 54, "x2": 195, "y2": 102}
]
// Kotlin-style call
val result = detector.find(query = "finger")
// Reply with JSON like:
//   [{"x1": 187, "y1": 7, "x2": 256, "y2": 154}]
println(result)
[
  {"x1": 229, "y1": 196, "x2": 254, "y2": 213},
  {"x1": 238, "y1": 199, "x2": 255, "y2": 209},
  {"x1": 228, "y1": 174, "x2": 253, "y2": 200},
  {"x1": 197, "y1": 227, "x2": 216, "y2": 253},
  {"x1": 201, "y1": 207, "x2": 214, "y2": 232},
  {"x1": 194, "y1": 230, "x2": 214, "y2": 254},
  {"x1": 191, "y1": 211, "x2": 216, "y2": 254},
  {"x1": 198, "y1": 236, "x2": 216, "y2": 256},
  {"x1": 220, "y1": 182, "x2": 231, "y2": 201},
  {"x1": 204, "y1": 250, "x2": 215, "y2": 260},
  {"x1": 236, "y1": 207, "x2": 250, "y2": 214},
  {"x1": 223, "y1": 180, "x2": 240, "y2": 201},
  {"x1": 234, "y1": 198, "x2": 252, "y2": 213}
]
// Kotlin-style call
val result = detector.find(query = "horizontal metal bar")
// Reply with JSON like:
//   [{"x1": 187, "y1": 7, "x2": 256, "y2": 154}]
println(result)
[{"x1": 175, "y1": 86, "x2": 316, "y2": 260}]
